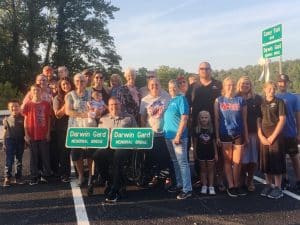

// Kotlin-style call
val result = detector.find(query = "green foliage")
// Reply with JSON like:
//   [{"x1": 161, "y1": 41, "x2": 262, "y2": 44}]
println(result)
[
  {"x1": 156, "y1": 65, "x2": 186, "y2": 90},
  {"x1": 0, "y1": 82, "x2": 23, "y2": 110}
]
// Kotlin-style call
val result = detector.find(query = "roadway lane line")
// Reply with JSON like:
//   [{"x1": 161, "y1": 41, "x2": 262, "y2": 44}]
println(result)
[
  {"x1": 253, "y1": 175, "x2": 300, "y2": 201},
  {"x1": 70, "y1": 161, "x2": 90, "y2": 225}
]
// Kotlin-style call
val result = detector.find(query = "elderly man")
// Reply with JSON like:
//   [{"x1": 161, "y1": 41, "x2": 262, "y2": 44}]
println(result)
[
  {"x1": 94, "y1": 97, "x2": 137, "y2": 203},
  {"x1": 57, "y1": 66, "x2": 69, "y2": 79}
]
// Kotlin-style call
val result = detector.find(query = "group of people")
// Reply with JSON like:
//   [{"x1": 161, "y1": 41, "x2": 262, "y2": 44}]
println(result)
[{"x1": 2, "y1": 62, "x2": 300, "y2": 203}]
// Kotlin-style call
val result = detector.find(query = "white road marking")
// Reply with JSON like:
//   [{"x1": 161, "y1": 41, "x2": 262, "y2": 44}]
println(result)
[
  {"x1": 253, "y1": 175, "x2": 300, "y2": 201},
  {"x1": 70, "y1": 161, "x2": 90, "y2": 225}
]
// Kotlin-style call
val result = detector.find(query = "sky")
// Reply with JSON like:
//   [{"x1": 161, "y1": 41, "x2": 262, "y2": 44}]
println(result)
[{"x1": 108, "y1": 0, "x2": 300, "y2": 73}]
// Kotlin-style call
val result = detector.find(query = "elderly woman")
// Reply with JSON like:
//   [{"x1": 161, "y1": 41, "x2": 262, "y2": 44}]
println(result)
[
  {"x1": 140, "y1": 77, "x2": 173, "y2": 187},
  {"x1": 117, "y1": 68, "x2": 140, "y2": 123},
  {"x1": 109, "y1": 73, "x2": 122, "y2": 97},
  {"x1": 53, "y1": 77, "x2": 74, "y2": 182},
  {"x1": 65, "y1": 73, "x2": 93, "y2": 186},
  {"x1": 236, "y1": 76, "x2": 262, "y2": 192},
  {"x1": 163, "y1": 79, "x2": 192, "y2": 200}
]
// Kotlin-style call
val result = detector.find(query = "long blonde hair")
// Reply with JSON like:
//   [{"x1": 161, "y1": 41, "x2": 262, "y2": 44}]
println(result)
[
  {"x1": 195, "y1": 110, "x2": 213, "y2": 133},
  {"x1": 236, "y1": 76, "x2": 255, "y2": 98}
]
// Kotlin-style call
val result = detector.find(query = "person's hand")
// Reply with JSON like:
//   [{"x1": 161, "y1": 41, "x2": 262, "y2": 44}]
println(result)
[
  {"x1": 24, "y1": 135, "x2": 31, "y2": 145},
  {"x1": 260, "y1": 136, "x2": 270, "y2": 145},
  {"x1": 214, "y1": 153, "x2": 218, "y2": 161},
  {"x1": 267, "y1": 135, "x2": 275, "y2": 145},
  {"x1": 216, "y1": 138, "x2": 222, "y2": 147},
  {"x1": 173, "y1": 135, "x2": 181, "y2": 145}
]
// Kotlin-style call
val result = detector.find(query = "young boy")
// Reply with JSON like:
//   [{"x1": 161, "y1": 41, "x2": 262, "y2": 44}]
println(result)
[
  {"x1": 23, "y1": 84, "x2": 53, "y2": 185},
  {"x1": 3, "y1": 100, "x2": 25, "y2": 187}
]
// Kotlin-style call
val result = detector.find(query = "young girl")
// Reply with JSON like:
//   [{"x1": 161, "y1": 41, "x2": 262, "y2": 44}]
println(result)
[
  {"x1": 193, "y1": 111, "x2": 218, "y2": 195},
  {"x1": 214, "y1": 77, "x2": 248, "y2": 197},
  {"x1": 258, "y1": 81, "x2": 286, "y2": 199}
]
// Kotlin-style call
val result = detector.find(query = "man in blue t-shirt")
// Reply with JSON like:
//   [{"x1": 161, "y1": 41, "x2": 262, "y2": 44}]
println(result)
[{"x1": 276, "y1": 74, "x2": 300, "y2": 193}]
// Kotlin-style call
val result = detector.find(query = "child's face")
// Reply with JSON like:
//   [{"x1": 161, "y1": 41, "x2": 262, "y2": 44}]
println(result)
[
  {"x1": 8, "y1": 103, "x2": 20, "y2": 116},
  {"x1": 199, "y1": 113, "x2": 209, "y2": 126},
  {"x1": 92, "y1": 92, "x2": 102, "y2": 101},
  {"x1": 264, "y1": 84, "x2": 276, "y2": 99},
  {"x1": 31, "y1": 86, "x2": 41, "y2": 99}
]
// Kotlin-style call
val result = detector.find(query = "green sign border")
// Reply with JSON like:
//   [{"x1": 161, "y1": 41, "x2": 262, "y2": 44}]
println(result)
[
  {"x1": 65, "y1": 127, "x2": 109, "y2": 149},
  {"x1": 110, "y1": 127, "x2": 154, "y2": 150}
]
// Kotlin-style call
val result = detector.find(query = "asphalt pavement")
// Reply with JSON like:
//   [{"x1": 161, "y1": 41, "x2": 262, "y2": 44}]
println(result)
[{"x1": 1, "y1": 148, "x2": 300, "y2": 225}]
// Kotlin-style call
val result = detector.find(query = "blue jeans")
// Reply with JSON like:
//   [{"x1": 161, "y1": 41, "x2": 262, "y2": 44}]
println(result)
[
  {"x1": 166, "y1": 138, "x2": 192, "y2": 193},
  {"x1": 4, "y1": 138, "x2": 24, "y2": 178}
]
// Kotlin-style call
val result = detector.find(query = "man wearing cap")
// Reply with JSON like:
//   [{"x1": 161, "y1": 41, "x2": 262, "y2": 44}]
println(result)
[{"x1": 276, "y1": 74, "x2": 300, "y2": 193}]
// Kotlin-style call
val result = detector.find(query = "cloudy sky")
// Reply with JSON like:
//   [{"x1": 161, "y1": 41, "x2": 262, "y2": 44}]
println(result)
[{"x1": 108, "y1": 0, "x2": 300, "y2": 73}]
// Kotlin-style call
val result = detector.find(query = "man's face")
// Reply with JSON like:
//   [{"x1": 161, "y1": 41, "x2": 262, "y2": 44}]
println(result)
[
  {"x1": 277, "y1": 81, "x2": 288, "y2": 92},
  {"x1": 43, "y1": 67, "x2": 54, "y2": 79},
  {"x1": 58, "y1": 67, "x2": 69, "y2": 79},
  {"x1": 198, "y1": 62, "x2": 211, "y2": 79},
  {"x1": 31, "y1": 86, "x2": 41, "y2": 99},
  {"x1": 108, "y1": 98, "x2": 121, "y2": 115}
]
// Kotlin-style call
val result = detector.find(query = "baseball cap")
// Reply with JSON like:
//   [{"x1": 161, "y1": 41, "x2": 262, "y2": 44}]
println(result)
[{"x1": 277, "y1": 74, "x2": 290, "y2": 82}]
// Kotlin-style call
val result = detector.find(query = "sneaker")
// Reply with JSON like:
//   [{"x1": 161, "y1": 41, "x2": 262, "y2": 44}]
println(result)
[
  {"x1": 148, "y1": 176, "x2": 158, "y2": 187},
  {"x1": 267, "y1": 187, "x2": 284, "y2": 199},
  {"x1": 29, "y1": 178, "x2": 39, "y2": 186},
  {"x1": 15, "y1": 177, "x2": 25, "y2": 185},
  {"x1": 3, "y1": 178, "x2": 10, "y2": 187},
  {"x1": 227, "y1": 188, "x2": 238, "y2": 197},
  {"x1": 168, "y1": 185, "x2": 182, "y2": 193},
  {"x1": 281, "y1": 178, "x2": 290, "y2": 190},
  {"x1": 177, "y1": 191, "x2": 192, "y2": 200},
  {"x1": 61, "y1": 176, "x2": 70, "y2": 183},
  {"x1": 260, "y1": 185, "x2": 272, "y2": 197},
  {"x1": 105, "y1": 191, "x2": 119, "y2": 203},
  {"x1": 40, "y1": 176, "x2": 48, "y2": 183},
  {"x1": 237, "y1": 187, "x2": 247, "y2": 196},
  {"x1": 208, "y1": 186, "x2": 216, "y2": 195},
  {"x1": 201, "y1": 185, "x2": 207, "y2": 194}
]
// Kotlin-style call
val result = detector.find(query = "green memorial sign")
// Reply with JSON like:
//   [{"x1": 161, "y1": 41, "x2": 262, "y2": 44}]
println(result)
[
  {"x1": 65, "y1": 127, "x2": 109, "y2": 148},
  {"x1": 262, "y1": 24, "x2": 282, "y2": 44},
  {"x1": 110, "y1": 128, "x2": 154, "y2": 149},
  {"x1": 263, "y1": 40, "x2": 282, "y2": 59}
]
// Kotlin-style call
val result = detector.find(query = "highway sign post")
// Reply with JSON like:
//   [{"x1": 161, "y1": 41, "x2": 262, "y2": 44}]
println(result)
[
  {"x1": 110, "y1": 128, "x2": 154, "y2": 149},
  {"x1": 65, "y1": 127, "x2": 109, "y2": 148}
]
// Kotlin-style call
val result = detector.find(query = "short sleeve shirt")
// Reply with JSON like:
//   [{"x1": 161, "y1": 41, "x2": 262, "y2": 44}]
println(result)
[
  {"x1": 246, "y1": 95, "x2": 263, "y2": 133},
  {"x1": 140, "y1": 91, "x2": 170, "y2": 136},
  {"x1": 260, "y1": 97, "x2": 286, "y2": 131},
  {"x1": 276, "y1": 92, "x2": 300, "y2": 137},
  {"x1": 98, "y1": 112, "x2": 137, "y2": 129},
  {"x1": 163, "y1": 94, "x2": 189, "y2": 139}
]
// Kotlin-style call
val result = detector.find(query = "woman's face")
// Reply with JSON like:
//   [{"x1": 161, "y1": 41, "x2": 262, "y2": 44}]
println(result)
[
  {"x1": 240, "y1": 79, "x2": 251, "y2": 94},
  {"x1": 148, "y1": 79, "x2": 160, "y2": 96},
  {"x1": 74, "y1": 76, "x2": 86, "y2": 90},
  {"x1": 93, "y1": 73, "x2": 104, "y2": 86},
  {"x1": 126, "y1": 72, "x2": 135, "y2": 86},
  {"x1": 36, "y1": 75, "x2": 48, "y2": 89},
  {"x1": 264, "y1": 84, "x2": 276, "y2": 99},
  {"x1": 61, "y1": 80, "x2": 71, "y2": 93},
  {"x1": 168, "y1": 82, "x2": 178, "y2": 97},
  {"x1": 223, "y1": 79, "x2": 235, "y2": 96},
  {"x1": 110, "y1": 77, "x2": 120, "y2": 88}
]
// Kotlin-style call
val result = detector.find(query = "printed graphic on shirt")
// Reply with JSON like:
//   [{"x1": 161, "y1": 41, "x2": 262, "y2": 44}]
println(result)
[
  {"x1": 36, "y1": 104, "x2": 47, "y2": 127},
  {"x1": 220, "y1": 102, "x2": 241, "y2": 111},
  {"x1": 147, "y1": 99, "x2": 165, "y2": 132},
  {"x1": 198, "y1": 132, "x2": 211, "y2": 144}
]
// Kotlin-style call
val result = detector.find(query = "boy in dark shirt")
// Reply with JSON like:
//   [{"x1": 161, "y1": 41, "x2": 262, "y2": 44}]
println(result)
[{"x1": 3, "y1": 100, "x2": 25, "y2": 187}]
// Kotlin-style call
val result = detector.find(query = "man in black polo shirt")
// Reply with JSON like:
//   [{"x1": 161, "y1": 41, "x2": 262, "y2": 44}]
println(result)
[{"x1": 186, "y1": 62, "x2": 223, "y2": 189}]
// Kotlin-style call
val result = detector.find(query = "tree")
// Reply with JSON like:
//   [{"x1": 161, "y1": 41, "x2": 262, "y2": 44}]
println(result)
[{"x1": 156, "y1": 65, "x2": 186, "y2": 90}]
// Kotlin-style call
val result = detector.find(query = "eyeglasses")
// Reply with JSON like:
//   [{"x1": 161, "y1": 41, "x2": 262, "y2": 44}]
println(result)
[{"x1": 199, "y1": 68, "x2": 210, "y2": 71}]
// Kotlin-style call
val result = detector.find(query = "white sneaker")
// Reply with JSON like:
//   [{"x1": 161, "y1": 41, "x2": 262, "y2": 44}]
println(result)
[
  {"x1": 208, "y1": 186, "x2": 216, "y2": 195},
  {"x1": 201, "y1": 185, "x2": 207, "y2": 194}
]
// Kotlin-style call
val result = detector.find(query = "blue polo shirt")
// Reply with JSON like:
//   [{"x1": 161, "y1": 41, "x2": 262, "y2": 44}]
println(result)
[
  {"x1": 163, "y1": 94, "x2": 189, "y2": 139},
  {"x1": 276, "y1": 92, "x2": 300, "y2": 137}
]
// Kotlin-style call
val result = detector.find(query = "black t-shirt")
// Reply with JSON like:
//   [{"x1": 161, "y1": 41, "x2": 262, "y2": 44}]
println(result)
[
  {"x1": 259, "y1": 97, "x2": 286, "y2": 131},
  {"x1": 246, "y1": 94, "x2": 263, "y2": 133},
  {"x1": 186, "y1": 79, "x2": 222, "y2": 124}
]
